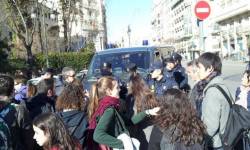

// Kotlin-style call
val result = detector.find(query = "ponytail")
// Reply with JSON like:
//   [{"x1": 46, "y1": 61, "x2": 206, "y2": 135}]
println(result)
[{"x1": 88, "y1": 82, "x2": 99, "y2": 119}]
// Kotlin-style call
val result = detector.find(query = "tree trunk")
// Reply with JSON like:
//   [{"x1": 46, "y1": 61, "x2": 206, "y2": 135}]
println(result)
[
  {"x1": 63, "y1": 18, "x2": 68, "y2": 52},
  {"x1": 25, "y1": 44, "x2": 34, "y2": 79}
]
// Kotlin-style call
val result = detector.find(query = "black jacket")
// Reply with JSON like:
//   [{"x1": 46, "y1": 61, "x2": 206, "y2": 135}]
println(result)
[
  {"x1": 57, "y1": 110, "x2": 88, "y2": 146},
  {"x1": 26, "y1": 93, "x2": 55, "y2": 120},
  {"x1": 0, "y1": 100, "x2": 34, "y2": 150}
]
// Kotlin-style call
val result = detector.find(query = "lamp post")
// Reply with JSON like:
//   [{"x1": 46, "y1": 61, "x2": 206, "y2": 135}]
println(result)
[{"x1": 127, "y1": 25, "x2": 131, "y2": 47}]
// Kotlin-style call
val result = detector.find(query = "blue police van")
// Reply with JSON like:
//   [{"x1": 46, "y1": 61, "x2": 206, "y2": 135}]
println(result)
[{"x1": 83, "y1": 46, "x2": 158, "y2": 90}]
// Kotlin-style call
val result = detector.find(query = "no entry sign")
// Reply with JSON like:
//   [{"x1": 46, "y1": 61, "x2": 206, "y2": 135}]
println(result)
[{"x1": 194, "y1": 1, "x2": 211, "y2": 20}]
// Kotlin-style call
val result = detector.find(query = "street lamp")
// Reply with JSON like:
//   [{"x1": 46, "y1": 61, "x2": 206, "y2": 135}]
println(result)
[{"x1": 127, "y1": 25, "x2": 131, "y2": 47}]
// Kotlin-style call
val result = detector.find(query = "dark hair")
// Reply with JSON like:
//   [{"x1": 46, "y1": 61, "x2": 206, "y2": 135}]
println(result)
[
  {"x1": 244, "y1": 70, "x2": 250, "y2": 82},
  {"x1": 0, "y1": 74, "x2": 14, "y2": 96},
  {"x1": 14, "y1": 75, "x2": 27, "y2": 84},
  {"x1": 129, "y1": 74, "x2": 157, "y2": 112},
  {"x1": 33, "y1": 113, "x2": 76, "y2": 150},
  {"x1": 56, "y1": 84, "x2": 87, "y2": 111},
  {"x1": 198, "y1": 52, "x2": 222, "y2": 74},
  {"x1": 155, "y1": 88, "x2": 206, "y2": 146},
  {"x1": 37, "y1": 79, "x2": 54, "y2": 94},
  {"x1": 187, "y1": 59, "x2": 198, "y2": 67},
  {"x1": 88, "y1": 76, "x2": 116, "y2": 118}
]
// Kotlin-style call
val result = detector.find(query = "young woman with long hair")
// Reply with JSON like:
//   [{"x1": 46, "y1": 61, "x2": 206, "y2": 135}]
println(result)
[
  {"x1": 87, "y1": 76, "x2": 159, "y2": 150},
  {"x1": 126, "y1": 73, "x2": 158, "y2": 149},
  {"x1": 33, "y1": 112, "x2": 81, "y2": 150},
  {"x1": 154, "y1": 89, "x2": 206, "y2": 149}
]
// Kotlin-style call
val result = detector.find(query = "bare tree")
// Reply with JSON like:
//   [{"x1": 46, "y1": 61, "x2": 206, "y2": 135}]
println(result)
[
  {"x1": 2, "y1": 0, "x2": 37, "y2": 78},
  {"x1": 59, "y1": 0, "x2": 81, "y2": 51}
]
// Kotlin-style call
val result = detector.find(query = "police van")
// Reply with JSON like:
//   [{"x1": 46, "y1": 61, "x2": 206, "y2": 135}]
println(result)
[{"x1": 83, "y1": 46, "x2": 159, "y2": 90}]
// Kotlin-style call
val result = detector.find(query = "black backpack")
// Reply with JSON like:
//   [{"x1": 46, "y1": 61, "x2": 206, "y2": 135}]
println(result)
[{"x1": 206, "y1": 84, "x2": 250, "y2": 150}]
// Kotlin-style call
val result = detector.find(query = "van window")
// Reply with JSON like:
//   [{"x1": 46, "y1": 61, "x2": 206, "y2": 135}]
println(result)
[{"x1": 86, "y1": 51, "x2": 150, "y2": 81}]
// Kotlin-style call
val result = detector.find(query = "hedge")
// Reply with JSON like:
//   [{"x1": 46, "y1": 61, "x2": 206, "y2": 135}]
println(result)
[{"x1": 35, "y1": 51, "x2": 94, "y2": 73}]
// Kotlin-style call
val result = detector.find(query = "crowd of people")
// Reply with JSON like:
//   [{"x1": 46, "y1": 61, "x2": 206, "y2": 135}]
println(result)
[{"x1": 0, "y1": 52, "x2": 249, "y2": 150}]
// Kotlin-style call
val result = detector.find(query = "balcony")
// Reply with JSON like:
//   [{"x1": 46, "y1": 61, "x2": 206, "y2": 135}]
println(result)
[{"x1": 214, "y1": 1, "x2": 250, "y2": 22}]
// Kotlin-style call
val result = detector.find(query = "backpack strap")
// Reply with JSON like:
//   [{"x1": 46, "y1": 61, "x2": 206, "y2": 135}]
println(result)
[{"x1": 206, "y1": 84, "x2": 233, "y2": 108}]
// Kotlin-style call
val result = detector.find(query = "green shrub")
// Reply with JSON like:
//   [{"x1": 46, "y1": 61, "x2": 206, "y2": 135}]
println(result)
[{"x1": 35, "y1": 51, "x2": 94, "y2": 73}]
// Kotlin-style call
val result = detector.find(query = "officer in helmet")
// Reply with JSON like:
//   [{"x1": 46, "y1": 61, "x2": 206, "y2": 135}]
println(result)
[{"x1": 149, "y1": 61, "x2": 178, "y2": 97}]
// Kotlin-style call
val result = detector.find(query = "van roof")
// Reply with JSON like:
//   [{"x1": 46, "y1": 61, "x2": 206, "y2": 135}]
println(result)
[{"x1": 96, "y1": 46, "x2": 156, "y2": 55}]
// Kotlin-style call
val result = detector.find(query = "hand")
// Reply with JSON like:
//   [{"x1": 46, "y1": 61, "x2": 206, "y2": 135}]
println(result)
[{"x1": 145, "y1": 107, "x2": 160, "y2": 116}]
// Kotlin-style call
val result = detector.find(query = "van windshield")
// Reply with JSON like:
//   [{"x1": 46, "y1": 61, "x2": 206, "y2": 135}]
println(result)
[{"x1": 86, "y1": 51, "x2": 150, "y2": 81}]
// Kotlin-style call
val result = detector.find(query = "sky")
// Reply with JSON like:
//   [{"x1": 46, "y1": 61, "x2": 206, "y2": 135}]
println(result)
[{"x1": 105, "y1": 0, "x2": 153, "y2": 44}]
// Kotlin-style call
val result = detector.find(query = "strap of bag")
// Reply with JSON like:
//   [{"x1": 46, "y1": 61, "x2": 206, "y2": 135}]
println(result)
[
  {"x1": 113, "y1": 109, "x2": 128, "y2": 135},
  {"x1": 71, "y1": 113, "x2": 85, "y2": 135},
  {"x1": 206, "y1": 84, "x2": 233, "y2": 108}
]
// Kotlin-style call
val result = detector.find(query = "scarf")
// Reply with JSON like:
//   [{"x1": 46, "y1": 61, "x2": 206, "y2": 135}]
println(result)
[
  {"x1": 89, "y1": 96, "x2": 120, "y2": 129},
  {"x1": 195, "y1": 71, "x2": 219, "y2": 118}
]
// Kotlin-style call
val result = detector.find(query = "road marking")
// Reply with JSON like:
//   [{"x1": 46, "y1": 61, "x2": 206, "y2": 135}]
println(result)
[{"x1": 196, "y1": 8, "x2": 209, "y2": 13}]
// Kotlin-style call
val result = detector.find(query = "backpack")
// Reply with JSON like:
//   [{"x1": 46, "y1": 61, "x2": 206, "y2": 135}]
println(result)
[
  {"x1": 206, "y1": 84, "x2": 250, "y2": 150},
  {"x1": 0, "y1": 105, "x2": 12, "y2": 150}
]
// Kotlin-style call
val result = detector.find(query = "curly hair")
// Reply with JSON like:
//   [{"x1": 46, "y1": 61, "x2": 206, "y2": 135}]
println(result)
[
  {"x1": 154, "y1": 88, "x2": 206, "y2": 146},
  {"x1": 56, "y1": 84, "x2": 87, "y2": 112},
  {"x1": 128, "y1": 74, "x2": 157, "y2": 112}
]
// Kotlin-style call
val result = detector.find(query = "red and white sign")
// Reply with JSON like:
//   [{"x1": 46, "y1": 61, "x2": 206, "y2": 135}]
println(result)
[{"x1": 194, "y1": 1, "x2": 211, "y2": 20}]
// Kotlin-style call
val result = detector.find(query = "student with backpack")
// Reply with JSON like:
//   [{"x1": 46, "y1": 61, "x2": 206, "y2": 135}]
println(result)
[
  {"x1": 0, "y1": 74, "x2": 34, "y2": 150},
  {"x1": 195, "y1": 52, "x2": 231, "y2": 149}
]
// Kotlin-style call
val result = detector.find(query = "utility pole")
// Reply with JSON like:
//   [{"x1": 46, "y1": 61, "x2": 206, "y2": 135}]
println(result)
[{"x1": 127, "y1": 25, "x2": 131, "y2": 47}]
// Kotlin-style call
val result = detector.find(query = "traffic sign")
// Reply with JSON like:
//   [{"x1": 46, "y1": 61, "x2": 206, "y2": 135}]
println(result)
[{"x1": 194, "y1": 1, "x2": 211, "y2": 20}]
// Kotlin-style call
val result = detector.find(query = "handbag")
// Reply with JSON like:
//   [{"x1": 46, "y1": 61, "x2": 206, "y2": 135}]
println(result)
[{"x1": 113, "y1": 109, "x2": 140, "y2": 150}]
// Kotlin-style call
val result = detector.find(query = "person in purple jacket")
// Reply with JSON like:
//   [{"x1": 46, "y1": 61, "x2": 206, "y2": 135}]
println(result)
[{"x1": 14, "y1": 75, "x2": 27, "y2": 102}]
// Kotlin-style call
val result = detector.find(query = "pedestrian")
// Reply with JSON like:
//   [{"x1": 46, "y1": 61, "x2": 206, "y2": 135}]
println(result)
[
  {"x1": 33, "y1": 112, "x2": 81, "y2": 150},
  {"x1": 41, "y1": 68, "x2": 54, "y2": 80},
  {"x1": 56, "y1": 84, "x2": 88, "y2": 147},
  {"x1": 196, "y1": 52, "x2": 230, "y2": 149},
  {"x1": 153, "y1": 88, "x2": 206, "y2": 150},
  {"x1": 186, "y1": 59, "x2": 201, "y2": 108},
  {"x1": 126, "y1": 73, "x2": 158, "y2": 150},
  {"x1": 0, "y1": 74, "x2": 34, "y2": 150},
  {"x1": 171, "y1": 52, "x2": 189, "y2": 92},
  {"x1": 62, "y1": 67, "x2": 82, "y2": 87},
  {"x1": 26, "y1": 78, "x2": 56, "y2": 120},
  {"x1": 87, "y1": 76, "x2": 160, "y2": 149},
  {"x1": 235, "y1": 70, "x2": 250, "y2": 110},
  {"x1": 14, "y1": 75, "x2": 28, "y2": 102}
]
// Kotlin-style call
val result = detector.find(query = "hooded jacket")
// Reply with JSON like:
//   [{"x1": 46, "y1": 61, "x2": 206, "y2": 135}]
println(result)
[{"x1": 57, "y1": 110, "x2": 88, "y2": 145}]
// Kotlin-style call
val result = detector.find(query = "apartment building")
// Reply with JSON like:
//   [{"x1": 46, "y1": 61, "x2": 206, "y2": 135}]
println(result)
[
  {"x1": 57, "y1": 0, "x2": 107, "y2": 51},
  {"x1": 211, "y1": 0, "x2": 250, "y2": 60},
  {"x1": 151, "y1": 0, "x2": 200, "y2": 59}
]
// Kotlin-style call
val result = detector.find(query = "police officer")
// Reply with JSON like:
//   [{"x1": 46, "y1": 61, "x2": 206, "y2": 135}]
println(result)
[
  {"x1": 171, "y1": 53, "x2": 190, "y2": 92},
  {"x1": 149, "y1": 61, "x2": 178, "y2": 97},
  {"x1": 100, "y1": 62, "x2": 113, "y2": 76},
  {"x1": 163, "y1": 57, "x2": 175, "y2": 79}
]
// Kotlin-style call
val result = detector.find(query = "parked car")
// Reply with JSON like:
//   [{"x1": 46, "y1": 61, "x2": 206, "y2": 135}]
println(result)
[{"x1": 82, "y1": 46, "x2": 158, "y2": 91}]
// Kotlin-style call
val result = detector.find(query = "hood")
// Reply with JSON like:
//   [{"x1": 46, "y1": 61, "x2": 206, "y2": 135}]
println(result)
[{"x1": 58, "y1": 110, "x2": 86, "y2": 127}]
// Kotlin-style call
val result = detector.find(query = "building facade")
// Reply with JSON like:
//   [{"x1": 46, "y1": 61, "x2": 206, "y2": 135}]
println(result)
[
  {"x1": 152, "y1": 0, "x2": 250, "y2": 60},
  {"x1": 151, "y1": 0, "x2": 200, "y2": 60},
  {"x1": 211, "y1": 0, "x2": 250, "y2": 61},
  {"x1": 57, "y1": 0, "x2": 107, "y2": 51}
]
